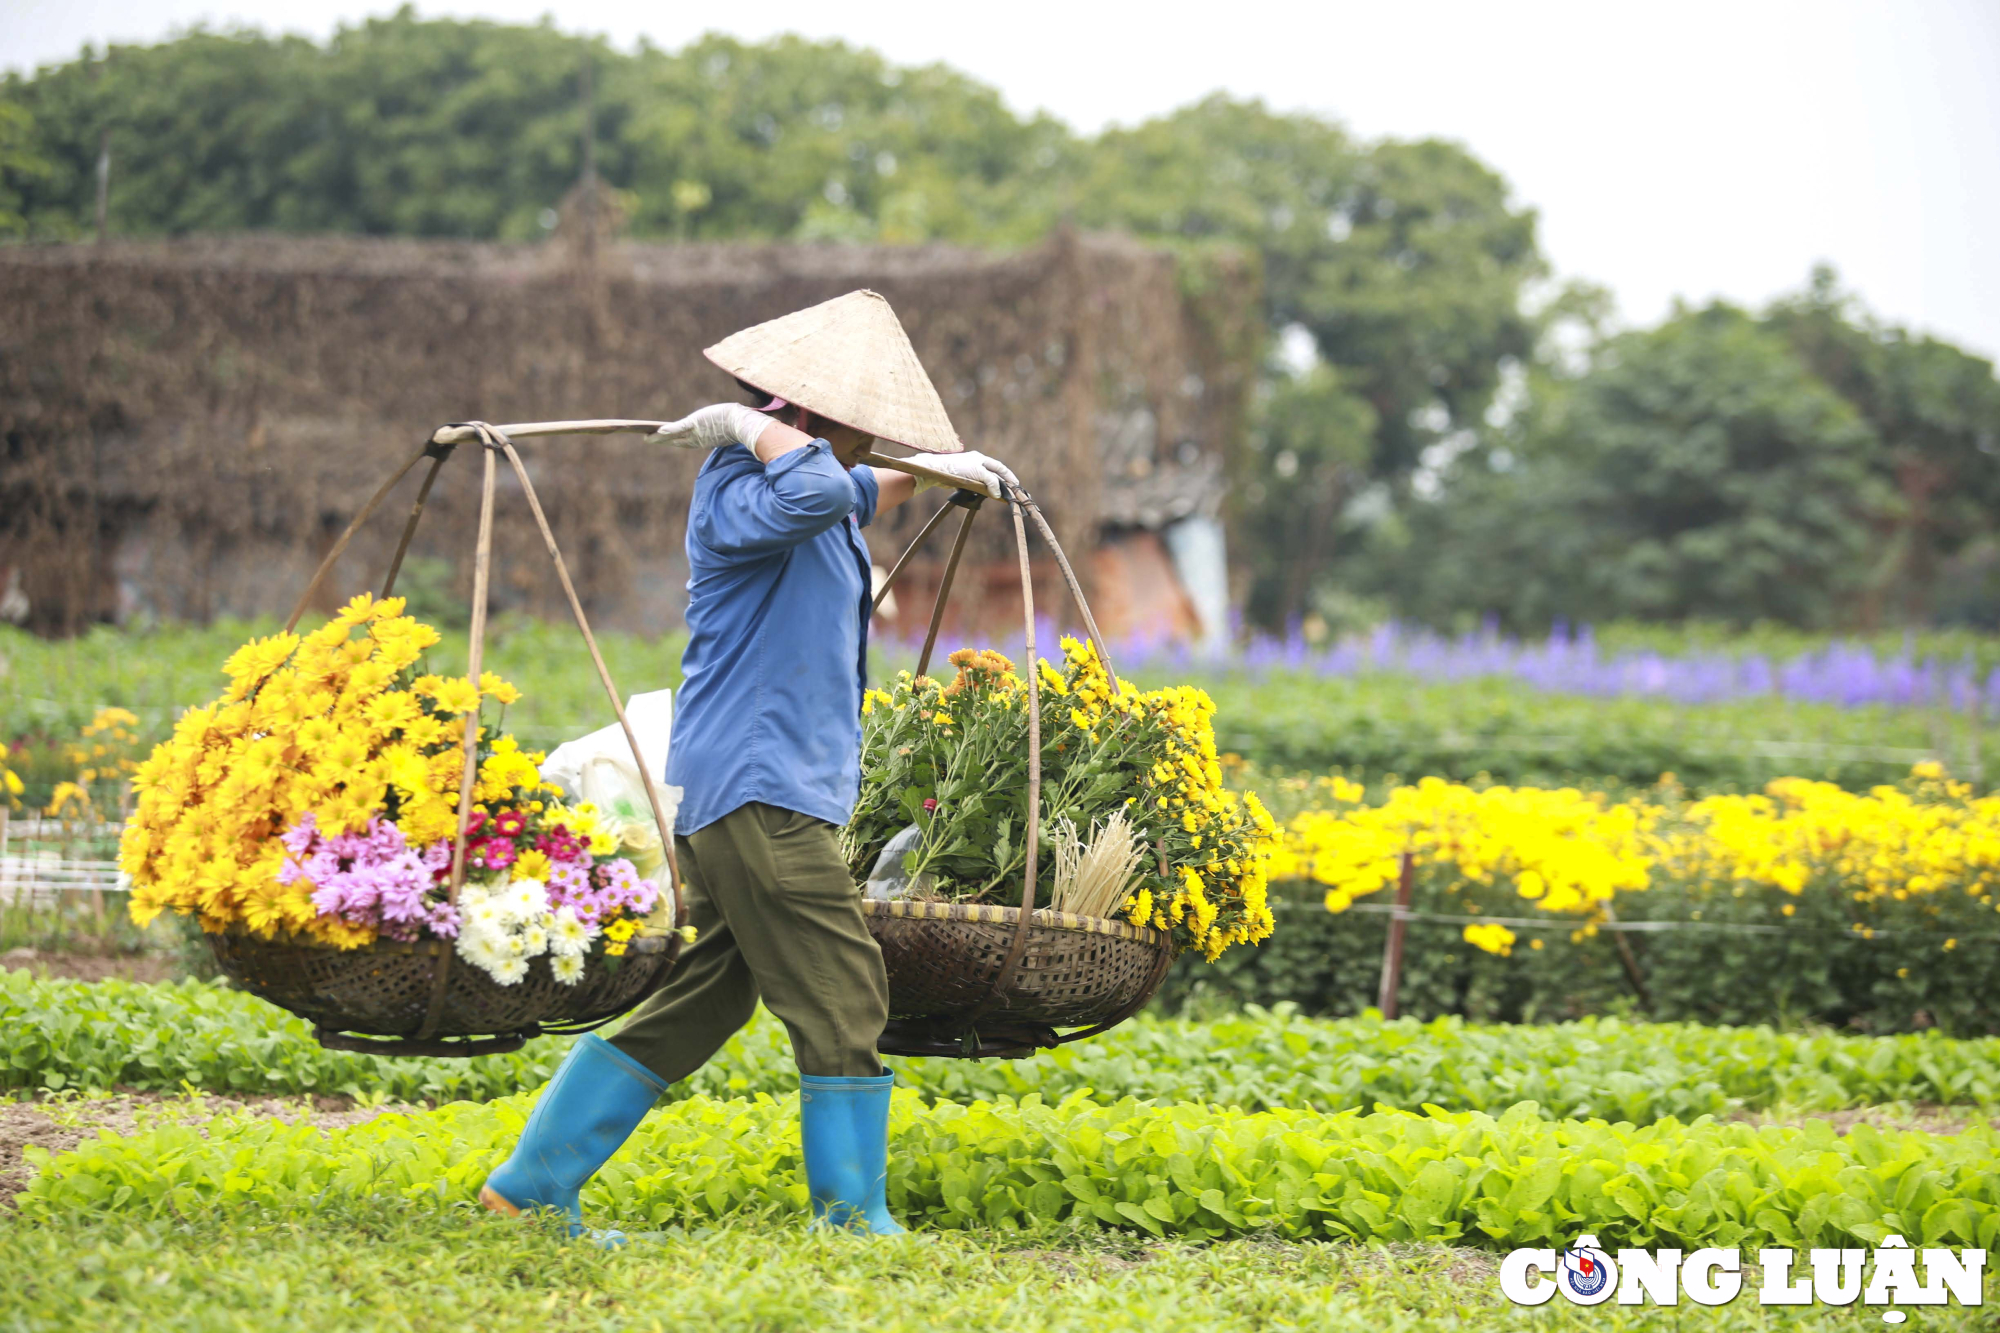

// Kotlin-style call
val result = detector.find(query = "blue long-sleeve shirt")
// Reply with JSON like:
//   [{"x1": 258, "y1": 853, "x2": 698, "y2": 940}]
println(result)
[{"x1": 667, "y1": 440, "x2": 879, "y2": 835}]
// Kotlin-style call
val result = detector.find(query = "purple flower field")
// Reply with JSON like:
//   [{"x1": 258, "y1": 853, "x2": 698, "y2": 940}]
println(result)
[{"x1": 883, "y1": 620, "x2": 2000, "y2": 717}]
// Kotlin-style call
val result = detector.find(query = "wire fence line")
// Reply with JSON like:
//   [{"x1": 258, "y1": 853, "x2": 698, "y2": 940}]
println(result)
[
  {"x1": 0, "y1": 813, "x2": 127, "y2": 903},
  {"x1": 1269, "y1": 900, "x2": 1997, "y2": 942},
  {"x1": 0, "y1": 773, "x2": 1985, "y2": 942},
  {"x1": 0, "y1": 856, "x2": 126, "y2": 901},
  {"x1": 0, "y1": 813, "x2": 126, "y2": 849}
]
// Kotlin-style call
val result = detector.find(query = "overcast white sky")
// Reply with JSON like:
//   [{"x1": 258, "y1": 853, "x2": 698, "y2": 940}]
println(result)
[{"x1": 9, "y1": 0, "x2": 1998, "y2": 360}]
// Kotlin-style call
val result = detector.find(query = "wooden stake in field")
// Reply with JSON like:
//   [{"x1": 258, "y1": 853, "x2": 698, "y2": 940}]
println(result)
[{"x1": 1376, "y1": 851, "x2": 1415, "y2": 1019}]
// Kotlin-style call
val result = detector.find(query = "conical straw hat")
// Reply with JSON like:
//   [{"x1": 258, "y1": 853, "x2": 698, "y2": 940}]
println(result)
[{"x1": 704, "y1": 290, "x2": 964, "y2": 454}]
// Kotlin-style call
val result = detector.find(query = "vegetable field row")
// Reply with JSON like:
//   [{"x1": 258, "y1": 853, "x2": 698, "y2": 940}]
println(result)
[
  {"x1": 21, "y1": 1090, "x2": 2000, "y2": 1253},
  {"x1": 10, "y1": 972, "x2": 2000, "y2": 1120}
]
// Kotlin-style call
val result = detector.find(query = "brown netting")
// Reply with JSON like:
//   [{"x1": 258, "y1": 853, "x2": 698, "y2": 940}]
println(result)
[{"x1": 0, "y1": 230, "x2": 1257, "y2": 637}]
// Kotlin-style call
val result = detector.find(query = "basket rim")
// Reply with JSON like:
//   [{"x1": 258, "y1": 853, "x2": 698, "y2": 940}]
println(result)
[
  {"x1": 210, "y1": 925, "x2": 670, "y2": 956},
  {"x1": 860, "y1": 897, "x2": 1168, "y2": 946}
]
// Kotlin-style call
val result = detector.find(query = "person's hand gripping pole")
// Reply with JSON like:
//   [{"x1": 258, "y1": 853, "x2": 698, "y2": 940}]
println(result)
[
  {"x1": 647, "y1": 403, "x2": 774, "y2": 451},
  {"x1": 905, "y1": 450, "x2": 1019, "y2": 500}
]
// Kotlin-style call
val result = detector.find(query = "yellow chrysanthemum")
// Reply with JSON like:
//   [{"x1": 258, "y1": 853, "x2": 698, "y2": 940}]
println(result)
[
  {"x1": 423, "y1": 676, "x2": 482, "y2": 716},
  {"x1": 478, "y1": 671, "x2": 522, "y2": 706},
  {"x1": 222, "y1": 633, "x2": 300, "y2": 689}
]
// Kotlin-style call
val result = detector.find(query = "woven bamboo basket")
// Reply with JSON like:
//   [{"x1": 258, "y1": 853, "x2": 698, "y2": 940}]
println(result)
[
  {"x1": 197, "y1": 421, "x2": 690, "y2": 1057},
  {"x1": 864, "y1": 901, "x2": 1174, "y2": 1058},
  {"x1": 209, "y1": 931, "x2": 678, "y2": 1056}
]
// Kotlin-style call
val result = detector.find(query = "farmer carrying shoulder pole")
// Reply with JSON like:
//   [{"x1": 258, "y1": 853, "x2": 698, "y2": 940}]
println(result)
[{"x1": 479, "y1": 290, "x2": 1017, "y2": 1239}]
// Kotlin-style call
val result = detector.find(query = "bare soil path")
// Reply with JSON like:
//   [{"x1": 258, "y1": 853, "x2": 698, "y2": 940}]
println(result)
[
  {"x1": 1731, "y1": 1103, "x2": 2000, "y2": 1135},
  {"x1": 1, "y1": 949, "x2": 178, "y2": 984},
  {"x1": 0, "y1": 1091, "x2": 415, "y2": 1208}
]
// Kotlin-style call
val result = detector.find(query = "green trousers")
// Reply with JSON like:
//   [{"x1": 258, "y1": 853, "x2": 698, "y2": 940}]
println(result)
[{"x1": 610, "y1": 801, "x2": 889, "y2": 1080}]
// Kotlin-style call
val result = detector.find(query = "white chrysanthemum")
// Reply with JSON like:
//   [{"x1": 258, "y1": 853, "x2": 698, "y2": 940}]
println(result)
[
  {"x1": 497, "y1": 930, "x2": 529, "y2": 960},
  {"x1": 458, "y1": 912, "x2": 504, "y2": 946},
  {"x1": 467, "y1": 905, "x2": 505, "y2": 936},
  {"x1": 548, "y1": 906, "x2": 596, "y2": 958},
  {"x1": 549, "y1": 951, "x2": 586, "y2": 985},
  {"x1": 491, "y1": 955, "x2": 529, "y2": 986},
  {"x1": 455, "y1": 929, "x2": 505, "y2": 977},
  {"x1": 500, "y1": 877, "x2": 548, "y2": 924},
  {"x1": 520, "y1": 924, "x2": 550, "y2": 957}
]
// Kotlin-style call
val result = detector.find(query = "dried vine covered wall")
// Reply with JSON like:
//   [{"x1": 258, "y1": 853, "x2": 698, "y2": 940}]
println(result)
[{"x1": 0, "y1": 230, "x2": 1256, "y2": 636}]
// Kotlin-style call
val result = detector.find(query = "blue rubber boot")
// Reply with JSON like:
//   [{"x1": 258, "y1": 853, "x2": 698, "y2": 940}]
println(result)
[
  {"x1": 800, "y1": 1072, "x2": 905, "y2": 1235},
  {"x1": 479, "y1": 1034, "x2": 666, "y2": 1242}
]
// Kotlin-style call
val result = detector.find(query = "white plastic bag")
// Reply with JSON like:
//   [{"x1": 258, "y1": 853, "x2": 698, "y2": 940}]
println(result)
[
  {"x1": 862, "y1": 824, "x2": 934, "y2": 901},
  {"x1": 539, "y1": 690, "x2": 684, "y2": 933}
]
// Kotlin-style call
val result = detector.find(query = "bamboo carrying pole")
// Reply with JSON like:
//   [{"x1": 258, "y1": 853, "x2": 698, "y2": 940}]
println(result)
[
  {"x1": 423, "y1": 417, "x2": 1137, "y2": 1049},
  {"x1": 446, "y1": 438, "x2": 500, "y2": 908},
  {"x1": 286, "y1": 444, "x2": 436, "y2": 633},
  {"x1": 872, "y1": 499, "x2": 959, "y2": 614},
  {"x1": 425, "y1": 422, "x2": 968, "y2": 492},
  {"x1": 916, "y1": 506, "x2": 980, "y2": 680},
  {"x1": 381, "y1": 449, "x2": 454, "y2": 598},
  {"x1": 1021, "y1": 502, "x2": 1120, "y2": 697},
  {"x1": 960, "y1": 485, "x2": 1044, "y2": 1027},
  {"x1": 498, "y1": 440, "x2": 682, "y2": 901}
]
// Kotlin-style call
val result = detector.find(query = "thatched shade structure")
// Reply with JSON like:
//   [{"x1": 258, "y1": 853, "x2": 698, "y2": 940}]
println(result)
[{"x1": 0, "y1": 230, "x2": 1257, "y2": 643}]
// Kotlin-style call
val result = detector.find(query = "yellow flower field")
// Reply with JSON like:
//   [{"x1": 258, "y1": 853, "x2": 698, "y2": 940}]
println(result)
[{"x1": 1268, "y1": 763, "x2": 2000, "y2": 955}]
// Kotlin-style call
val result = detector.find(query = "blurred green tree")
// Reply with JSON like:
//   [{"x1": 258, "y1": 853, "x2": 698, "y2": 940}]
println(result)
[
  {"x1": 0, "y1": 100, "x2": 53, "y2": 237},
  {"x1": 1373, "y1": 302, "x2": 1894, "y2": 628},
  {"x1": 7, "y1": 30, "x2": 326, "y2": 235},
  {"x1": 0, "y1": 15, "x2": 1073, "y2": 244},
  {"x1": 1069, "y1": 97, "x2": 1545, "y2": 631},
  {"x1": 1765, "y1": 266, "x2": 2000, "y2": 625},
  {"x1": 1298, "y1": 137, "x2": 1543, "y2": 481},
  {"x1": 610, "y1": 34, "x2": 1071, "y2": 244},
  {"x1": 1236, "y1": 365, "x2": 1378, "y2": 631},
  {"x1": 1073, "y1": 97, "x2": 1544, "y2": 483}
]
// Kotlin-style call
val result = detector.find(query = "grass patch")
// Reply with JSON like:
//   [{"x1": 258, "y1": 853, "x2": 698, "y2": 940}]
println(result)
[{"x1": 4, "y1": 1204, "x2": 1993, "y2": 1332}]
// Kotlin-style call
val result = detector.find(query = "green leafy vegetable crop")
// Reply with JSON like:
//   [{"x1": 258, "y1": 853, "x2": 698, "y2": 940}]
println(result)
[
  {"x1": 9, "y1": 973, "x2": 2000, "y2": 1123},
  {"x1": 20, "y1": 1091, "x2": 2000, "y2": 1253}
]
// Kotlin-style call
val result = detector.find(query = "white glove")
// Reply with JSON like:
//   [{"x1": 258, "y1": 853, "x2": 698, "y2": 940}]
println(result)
[
  {"x1": 649, "y1": 403, "x2": 772, "y2": 451},
  {"x1": 912, "y1": 450, "x2": 1020, "y2": 501}
]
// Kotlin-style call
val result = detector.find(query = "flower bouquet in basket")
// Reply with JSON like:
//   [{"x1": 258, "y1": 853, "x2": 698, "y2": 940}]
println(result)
[
  {"x1": 120, "y1": 594, "x2": 675, "y2": 988},
  {"x1": 842, "y1": 637, "x2": 1277, "y2": 962}
]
